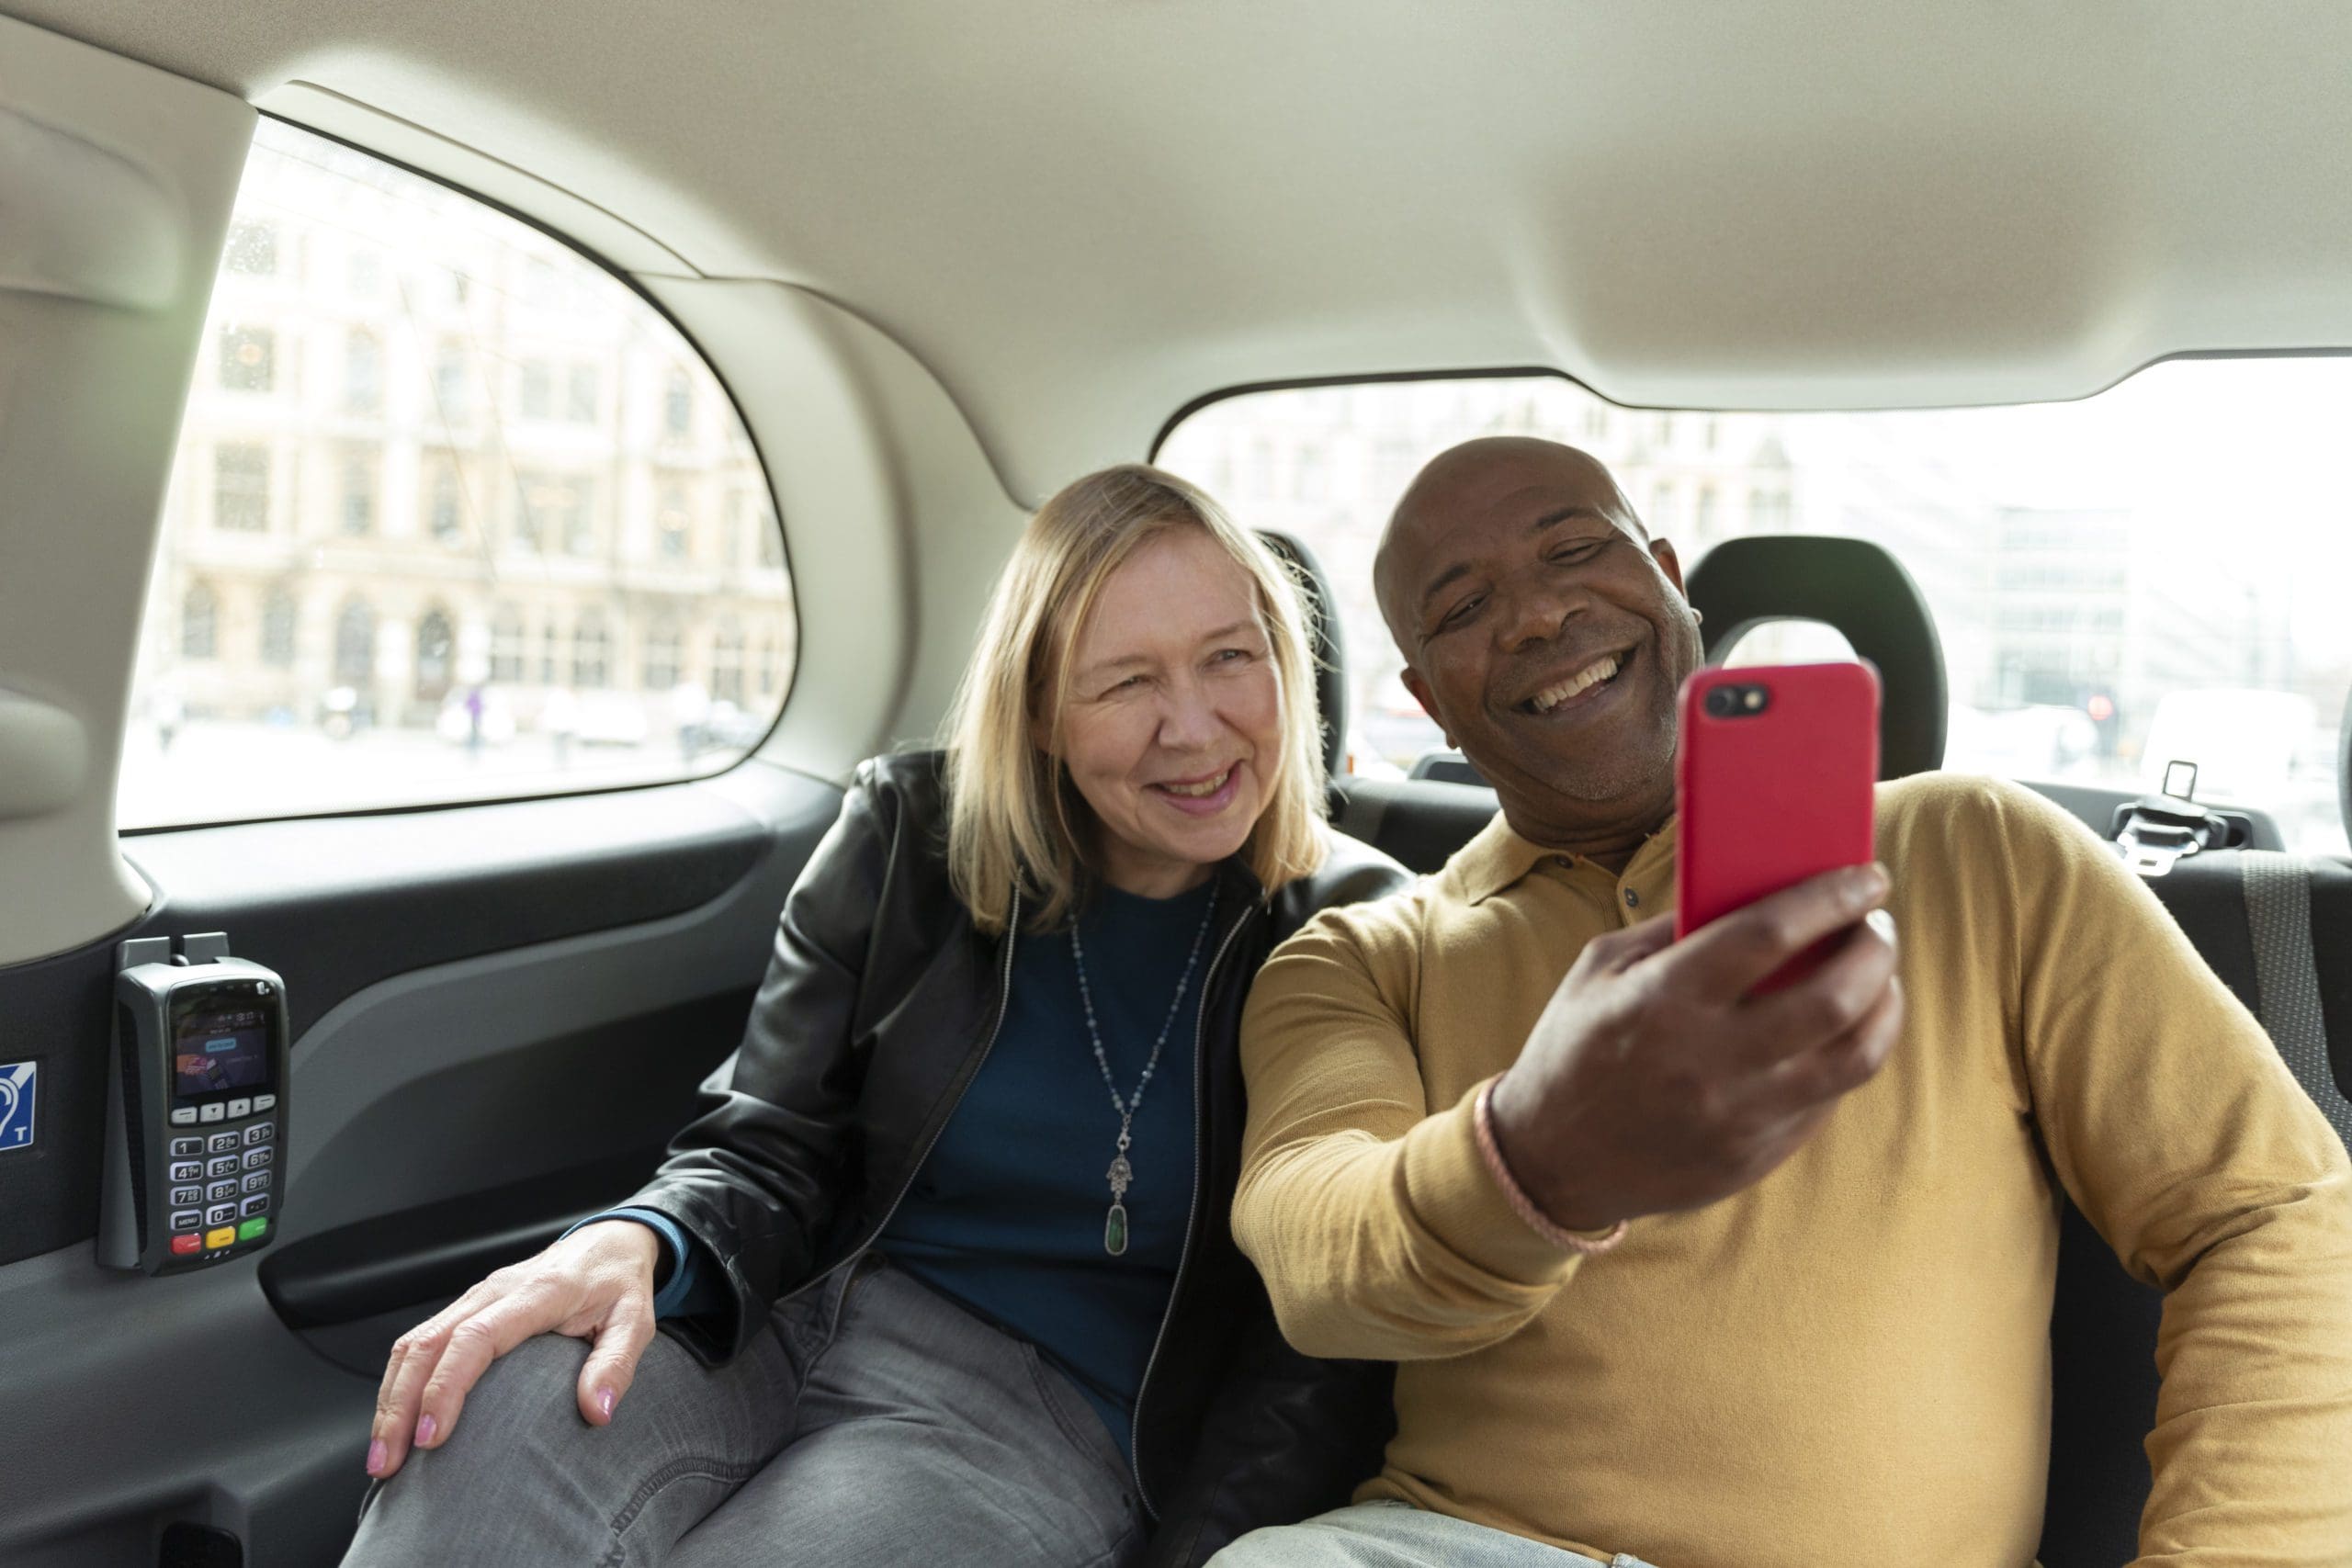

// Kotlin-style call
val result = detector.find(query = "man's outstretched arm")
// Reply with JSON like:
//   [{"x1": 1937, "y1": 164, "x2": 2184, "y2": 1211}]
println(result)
[{"x1": 1234, "y1": 863, "x2": 1901, "y2": 1361}]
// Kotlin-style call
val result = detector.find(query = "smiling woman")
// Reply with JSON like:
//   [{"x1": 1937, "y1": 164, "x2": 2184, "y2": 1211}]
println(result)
[
  {"x1": 944, "y1": 463, "x2": 1331, "y2": 932},
  {"x1": 337, "y1": 459, "x2": 1406, "y2": 1568}
]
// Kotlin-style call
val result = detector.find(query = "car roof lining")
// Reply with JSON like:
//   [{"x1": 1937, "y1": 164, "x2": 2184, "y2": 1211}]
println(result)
[{"x1": 11, "y1": 3, "x2": 2352, "y2": 505}]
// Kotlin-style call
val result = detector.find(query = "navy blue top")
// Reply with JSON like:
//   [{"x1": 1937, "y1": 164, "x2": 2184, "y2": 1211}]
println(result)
[
  {"x1": 590, "y1": 877, "x2": 1216, "y2": 1464},
  {"x1": 878, "y1": 877, "x2": 1214, "y2": 1461}
]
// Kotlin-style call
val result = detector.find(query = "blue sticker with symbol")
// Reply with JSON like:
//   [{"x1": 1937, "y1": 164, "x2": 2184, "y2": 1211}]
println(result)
[{"x1": 0, "y1": 1061, "x2": 34, "y2": 1152}]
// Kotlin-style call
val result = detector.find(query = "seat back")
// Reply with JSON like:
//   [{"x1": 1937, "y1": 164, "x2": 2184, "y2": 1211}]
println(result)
[
  {"x1": 2039, "y1": 848, "x2": 2352, "y2": 1565},
  {"x1": 1684, "y1": 534, "x2": 1947, "y2": 779}
]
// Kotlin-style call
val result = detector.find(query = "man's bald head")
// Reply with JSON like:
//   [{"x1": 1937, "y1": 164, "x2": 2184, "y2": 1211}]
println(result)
[
  {"x1": 1370, "y1": 434, "x2": 1701, "y2": 856},
  {"x1": 1374, "y1": 437, "x2": 1645, "y2": 649}
]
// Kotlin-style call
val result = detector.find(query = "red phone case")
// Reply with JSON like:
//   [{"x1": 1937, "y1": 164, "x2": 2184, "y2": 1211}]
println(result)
[{"x1": 1675, "y1": 661, "x2": 1881, "y2": 943}]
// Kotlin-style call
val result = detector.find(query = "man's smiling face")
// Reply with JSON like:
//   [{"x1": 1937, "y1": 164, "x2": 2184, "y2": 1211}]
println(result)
[{"x1": 1376, "y1": 436, "x2": 1704, "y2": 850}]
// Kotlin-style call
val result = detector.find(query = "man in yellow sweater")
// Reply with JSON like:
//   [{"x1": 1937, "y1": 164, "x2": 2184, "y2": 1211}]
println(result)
[{"x1": 1210, "y1": 436, "x2": 2352, "y2": 1568}]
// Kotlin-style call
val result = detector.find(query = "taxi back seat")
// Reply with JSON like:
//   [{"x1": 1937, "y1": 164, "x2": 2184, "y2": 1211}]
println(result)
[{"x1": 1305, "y1": 533, "x2": 2352, "y2": 1566}]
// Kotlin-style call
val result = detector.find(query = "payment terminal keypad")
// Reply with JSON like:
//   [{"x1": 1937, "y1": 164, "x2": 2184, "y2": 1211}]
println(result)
[{"x1": 184, "y1": 1110, "x2": 275, "y2": 1254}]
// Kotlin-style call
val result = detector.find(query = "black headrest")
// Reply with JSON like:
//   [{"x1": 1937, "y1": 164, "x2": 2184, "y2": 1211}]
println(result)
[
  {"x1": 1257, "y1": 529, "x2": 1348, "y2": 779},
  {"x1": 1685, "y1": 535, "x2": 1947, "y2": 781}
]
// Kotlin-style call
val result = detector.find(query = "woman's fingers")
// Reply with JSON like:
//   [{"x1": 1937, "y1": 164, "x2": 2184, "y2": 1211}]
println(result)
[
  {"x1": 575, "y1": 1290, "x2": 659, "y2": 1427},
  {"x1": 412, "y1": 1287, "x2": 568, "y2": 1455},
  {"x1": 369, "y1": 1297, "x2": 479, "y2": 1479}
]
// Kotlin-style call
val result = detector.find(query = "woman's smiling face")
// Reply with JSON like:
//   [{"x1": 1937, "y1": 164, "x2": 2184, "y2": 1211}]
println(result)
[{"x1": 1044, "y1": 526, "x2": 1284, "y2": 898}]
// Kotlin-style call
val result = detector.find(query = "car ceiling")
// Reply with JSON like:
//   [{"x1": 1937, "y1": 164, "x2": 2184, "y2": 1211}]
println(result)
[{"x1": 8, "y1": 2, "x2": 2352, "y2": 504}]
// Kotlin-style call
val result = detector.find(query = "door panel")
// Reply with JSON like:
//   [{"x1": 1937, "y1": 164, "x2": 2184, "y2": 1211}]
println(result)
[{"x1": 0, "y1": 760, "x2": 842, "y2": 1566}]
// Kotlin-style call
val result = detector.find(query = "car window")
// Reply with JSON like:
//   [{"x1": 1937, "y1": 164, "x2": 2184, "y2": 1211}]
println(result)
[
  {"x1": 122, "y1": 120, "x2": 795, "y2": 829},
  {"x1": 1158, "y1": 367, "x2": 2352, "y2": 854}
]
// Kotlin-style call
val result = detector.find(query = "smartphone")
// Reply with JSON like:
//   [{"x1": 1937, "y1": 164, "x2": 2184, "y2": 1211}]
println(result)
[{"x1": 1675, "y1": 661, "x2": 1881, "y2": 969}]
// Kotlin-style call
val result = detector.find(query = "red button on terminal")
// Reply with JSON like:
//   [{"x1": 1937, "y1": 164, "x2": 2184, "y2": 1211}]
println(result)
[{"x1": 170, "y1": 1234, "x2": 203, "y2": 1256}]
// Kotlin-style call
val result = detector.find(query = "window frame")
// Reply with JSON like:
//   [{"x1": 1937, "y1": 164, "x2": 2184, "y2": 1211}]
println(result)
[{"x1": 120, "y1": 113, "x2": 802, "y2": 836}]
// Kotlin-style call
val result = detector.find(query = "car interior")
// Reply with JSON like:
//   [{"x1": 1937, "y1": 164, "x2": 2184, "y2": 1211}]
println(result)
[{"x1": 3, "y1": 7, "x2": 2350, "y2": 1566}]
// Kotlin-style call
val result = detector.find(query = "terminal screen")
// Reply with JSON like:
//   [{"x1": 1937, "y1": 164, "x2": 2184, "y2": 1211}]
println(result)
[{"x1": 173, "y1": 993, "x2": 273, "y2": 1099}]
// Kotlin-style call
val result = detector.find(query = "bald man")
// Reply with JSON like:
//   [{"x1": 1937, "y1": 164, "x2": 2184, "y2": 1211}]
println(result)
[{"x1": 1209, "y1": 437, "x2": 2352, "y2": 1568}]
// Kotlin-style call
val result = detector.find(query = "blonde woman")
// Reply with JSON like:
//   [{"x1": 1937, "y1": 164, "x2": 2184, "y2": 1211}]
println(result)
[{"x1": 345, "y1": 465, "x2": 1408, "y2": 1568}]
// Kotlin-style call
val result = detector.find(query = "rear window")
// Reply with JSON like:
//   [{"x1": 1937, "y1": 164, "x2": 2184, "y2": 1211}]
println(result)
[
  {"x1": 1157, "y1": 366, "x2": 2351, "y2": 855},
  {"x1": 123, "y1": 120, "x2": 796, "y2": 829}
]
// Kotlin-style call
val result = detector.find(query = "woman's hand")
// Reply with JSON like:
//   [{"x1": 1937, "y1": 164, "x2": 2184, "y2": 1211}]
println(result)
[{"x1": 366, "y1": 1219, "x2": 663, "y2": 1479}]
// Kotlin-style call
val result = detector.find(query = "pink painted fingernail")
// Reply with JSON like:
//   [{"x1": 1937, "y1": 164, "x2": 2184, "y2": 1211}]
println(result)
[
  {"x1": 597, "y1": 1387, "x2": 616, "y2": 1420},
  {"x1": 414, "y1": 1414, "x2": 437, "y2": 1447},
  {"x1": 366, "y1": 1439, "x2": 387, "y2": 1476}
]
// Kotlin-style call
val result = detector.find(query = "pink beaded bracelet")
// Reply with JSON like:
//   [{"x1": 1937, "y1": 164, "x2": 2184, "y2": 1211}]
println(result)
[{"x1": 1473, "y1": 1079, "x2": 1630, "y2": 1257}]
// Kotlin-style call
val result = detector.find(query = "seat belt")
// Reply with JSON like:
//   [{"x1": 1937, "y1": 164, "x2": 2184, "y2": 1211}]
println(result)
[{"x1": 2241, "y1": 851, "x2": 2352, "y2": 1149}]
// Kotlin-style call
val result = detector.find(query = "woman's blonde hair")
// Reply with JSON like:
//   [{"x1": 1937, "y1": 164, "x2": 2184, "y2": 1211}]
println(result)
[{"x1": 944, "y1": 463, "x2": 1329, "y2": 934}]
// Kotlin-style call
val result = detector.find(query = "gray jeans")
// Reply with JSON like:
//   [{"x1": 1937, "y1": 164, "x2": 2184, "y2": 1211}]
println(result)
[
  {"x1": 343, "y1": 1253, "x2": 1145, "y2": 1567},
  {"x1": 1209, "y1": 1501, "x2": 1658, "y2": 1568}
]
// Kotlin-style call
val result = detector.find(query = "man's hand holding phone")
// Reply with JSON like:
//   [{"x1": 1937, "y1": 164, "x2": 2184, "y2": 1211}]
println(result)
[{"x1": 1487, "y1": 864, "x2": 1902, "y2": 1234}]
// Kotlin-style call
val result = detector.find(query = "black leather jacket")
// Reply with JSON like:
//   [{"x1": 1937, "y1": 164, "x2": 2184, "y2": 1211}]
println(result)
[{"x1": 624, "y1": 750, "x2": 1407, "y2": 1565}]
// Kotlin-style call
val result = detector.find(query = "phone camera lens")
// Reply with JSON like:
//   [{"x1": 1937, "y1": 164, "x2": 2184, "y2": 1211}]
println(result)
[{"x1": 1704, "y1": 686, "x2": 1737, "y2": 717}]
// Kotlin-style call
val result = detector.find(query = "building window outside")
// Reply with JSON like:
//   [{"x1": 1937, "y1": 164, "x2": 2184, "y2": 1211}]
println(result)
[
  {"x1": 519, "y1": 360, "x2": 553, "y2": 419},
  {"x1": 490, "y1": 604, "x2": 526, "y2": 682},
  {"x1": 573, "y1": 609, "x2": 610, "y2": 688},
  {"x1": 181, "y1": 582, "x2": 219, "y2": 660},
  {"x1": 658, "y1": 486, "x2": 690, "y2": 559},
  {"x1": 514, "y1": 474, "x2": 594, "y2": 555},
  {"x1": 223, "y1": 220, "x2": 277, "y2": 276},
  {"x1": 415, "y1": 608, "x2": 456, "y2": 703},
  {"x1": 539, "y1": 623, "x2": 561, "y2": 686},
  {"x1": 345, "y1": 331, "x2": 383, "y2": 414},
  {"x1": 665, "y1": 369, "x2": 694, "y2": 438},
  {"x1": 333, "y1": 598, "x2": 375, "y2": 685},
  {"x1": 644, "y1": 623, "x2": 683, "y2": 689},
  {"x1": 341, "y1": 457, "x2": 377, "y2": 536},
  {"x1": 566, "y1": 365, "x2": 599, "y2": 423},
  {"x1": 214, "y1": 443, "x2": 270, "y2": 531},
  {"x1": 220, "y1": 326, "x2": 276, "y2": 392},
  {"x1": 260, "y1": 587, "x2": 298, "y2": 668},
  {"x1": 711, "y1": 622, "x2": 746, "y2": 705},
  {"x1": 758, "y1": 637, "x2": 780, "y2": 698},
  {"x1": 428, "y1": 461, "x2": 464, "y2": 544}
]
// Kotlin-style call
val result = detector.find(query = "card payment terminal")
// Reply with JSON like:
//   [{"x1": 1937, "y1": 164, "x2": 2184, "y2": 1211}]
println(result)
[{"x1": 100, "y1": 933, "x2": 289, "y2": 1275}]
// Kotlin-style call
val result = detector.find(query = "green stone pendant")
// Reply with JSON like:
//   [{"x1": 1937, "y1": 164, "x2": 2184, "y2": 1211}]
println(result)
[{"x1": 1104, "y1": 1201, "x2": 1129, "y2": 1257}]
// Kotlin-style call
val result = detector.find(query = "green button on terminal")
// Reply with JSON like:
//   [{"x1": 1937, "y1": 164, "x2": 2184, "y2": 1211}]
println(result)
[{"x1": 236, "y1": 1216, "x2": 269, "y2": 1244}]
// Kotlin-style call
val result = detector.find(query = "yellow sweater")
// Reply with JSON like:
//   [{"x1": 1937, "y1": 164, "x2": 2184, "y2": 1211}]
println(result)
[{"x1": 1235, "y1": 774, "x2": 2352, "y2": 1567}]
